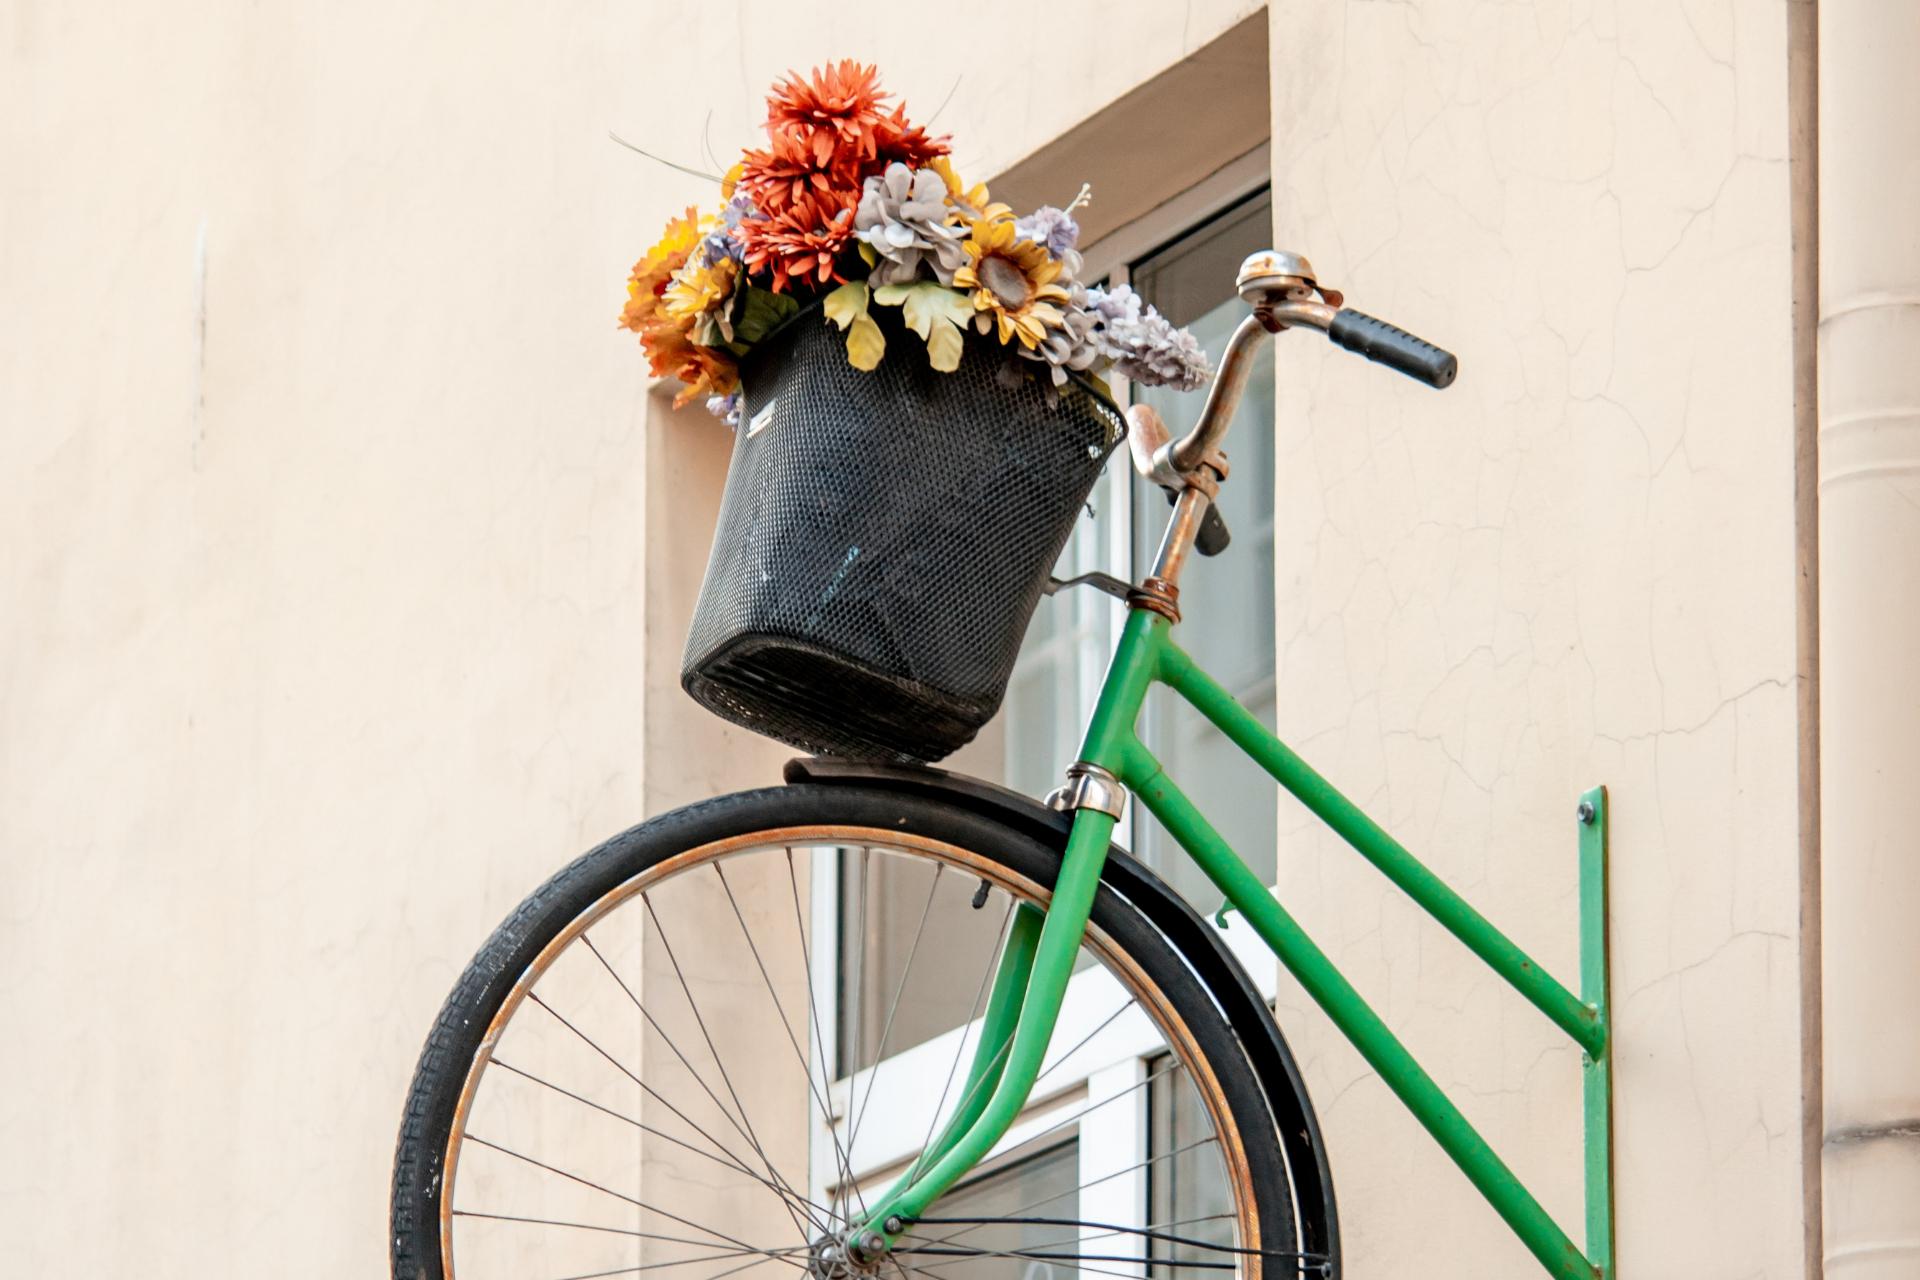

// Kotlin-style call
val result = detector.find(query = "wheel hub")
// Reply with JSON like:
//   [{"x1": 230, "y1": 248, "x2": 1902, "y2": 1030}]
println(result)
[{"x1": 808, "y1": 1232, "x2": 886, "y2": 1279}]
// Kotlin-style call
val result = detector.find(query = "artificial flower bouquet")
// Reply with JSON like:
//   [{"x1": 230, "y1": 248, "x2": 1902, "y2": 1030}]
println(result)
[{"x1": 620, "y1": 62, "x2": 1212, "y2": 422}]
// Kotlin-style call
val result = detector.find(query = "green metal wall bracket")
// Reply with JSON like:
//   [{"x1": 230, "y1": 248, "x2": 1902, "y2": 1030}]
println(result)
[{"x1": 1579, "y1": 786, "x2": 1616, "y2": 1279}]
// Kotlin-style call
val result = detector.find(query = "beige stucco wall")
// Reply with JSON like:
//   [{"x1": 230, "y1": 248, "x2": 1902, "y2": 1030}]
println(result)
[
  {"x1": 0, "y1": 2, "x2": 1272, "y2": 1276},
  {"x1": 1263, "y1": 0, "x2": 1808, "y2": 1276},
  {"x1": 4, "y1": 1, "x2": 1820, "y2": 1277}
]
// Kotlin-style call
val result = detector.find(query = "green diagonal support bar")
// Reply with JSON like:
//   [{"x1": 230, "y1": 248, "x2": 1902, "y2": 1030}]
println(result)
[{"x1": 1159, "y1": 638, "x2": 1606, "y2": 1058}]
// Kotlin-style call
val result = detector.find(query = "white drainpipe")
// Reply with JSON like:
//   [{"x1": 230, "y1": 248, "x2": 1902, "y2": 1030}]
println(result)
[{"x1": 1818, "y1": 3, "x2": 1920, "y2": 1274}]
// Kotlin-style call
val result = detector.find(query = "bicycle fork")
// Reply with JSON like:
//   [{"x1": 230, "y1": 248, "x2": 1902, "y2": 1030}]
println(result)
[
  {"x1": 844, "y1": 605, "x2": 1168, "y2": 1261},
  {"x1": 846, "y1": 805, "x2": 1118, "y2": 1258}
]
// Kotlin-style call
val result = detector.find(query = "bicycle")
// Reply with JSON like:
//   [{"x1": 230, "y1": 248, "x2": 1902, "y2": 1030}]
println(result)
[{"x1": 392, "y1": 251, "x2": 1616, "y2": 1280}]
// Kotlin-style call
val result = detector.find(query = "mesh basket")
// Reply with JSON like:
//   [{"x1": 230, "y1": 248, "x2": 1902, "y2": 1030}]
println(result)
[{"x1": 682, "y1": 302, "x2": 1126, "y2": 763}]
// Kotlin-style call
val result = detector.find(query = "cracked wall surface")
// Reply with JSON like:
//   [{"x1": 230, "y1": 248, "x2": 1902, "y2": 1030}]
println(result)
[
  {"x1": 1265, "y1": 0, "x2": 1804, "y2": 1274},
  {"x1": 1, "y1": 0, "x2": 1808, "y2": 1274}
]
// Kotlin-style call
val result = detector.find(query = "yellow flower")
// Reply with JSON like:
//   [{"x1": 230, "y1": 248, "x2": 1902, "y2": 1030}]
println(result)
[
  {"x1": 620, "y1": 207, "x2": 705, "y2": 333},
  {"x1": 664, "y1": 252, "x2": 739, "y2": 325},
  {"x1": 952, "y1": 212, "x2": 1069, "y2": 349},
  {"x1": 930, "y1": 156, "x2": 992, "y2": 219}
]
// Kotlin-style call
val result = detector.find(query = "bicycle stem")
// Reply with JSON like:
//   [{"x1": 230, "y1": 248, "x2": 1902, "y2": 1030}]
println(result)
[{"x1": 1125, "y1": 250, "x2": 1343, "y2": 603}]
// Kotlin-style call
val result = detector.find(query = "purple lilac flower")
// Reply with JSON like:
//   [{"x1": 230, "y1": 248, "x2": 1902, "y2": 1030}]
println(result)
[
  {"x1": 702, "y1": 192, "x2": 756, "y2": 264},
  {"x1": 1082, "y1": 284, "x2": 1212, "y2": 391},
  {"x1": 1015, "y1": 205, "x2": 1081, "y2": 260}
]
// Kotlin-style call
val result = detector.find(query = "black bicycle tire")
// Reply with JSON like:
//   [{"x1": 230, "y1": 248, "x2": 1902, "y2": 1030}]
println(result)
[{"x1": 391, "y1": 784, "x2": 1303, "y2": 1279}]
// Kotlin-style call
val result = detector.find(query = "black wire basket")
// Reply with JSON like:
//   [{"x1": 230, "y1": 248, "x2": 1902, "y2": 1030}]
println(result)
[{"x1": 682, "y1": 303, "x2": 1126, "y2": 763}]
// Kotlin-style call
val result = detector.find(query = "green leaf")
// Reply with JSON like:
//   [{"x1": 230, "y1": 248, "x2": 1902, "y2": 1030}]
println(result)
[
  {"x1": 823, "y1": 281, "x2": 869, "y2": 331},
  {"x1": 732, "y1": 287, "x2": 798, "y2": 345},
  {"x1": 871, "y1": 282, "x2": 913, "y2": 307},
  {"x1": 846, "y1": 310, "x2": 885, "y2": 370}
]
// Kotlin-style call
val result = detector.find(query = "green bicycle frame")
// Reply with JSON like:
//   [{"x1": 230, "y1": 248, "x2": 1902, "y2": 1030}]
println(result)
[{"x1": 858, "y1": 606, "x2": 1616, "y2": 1280}]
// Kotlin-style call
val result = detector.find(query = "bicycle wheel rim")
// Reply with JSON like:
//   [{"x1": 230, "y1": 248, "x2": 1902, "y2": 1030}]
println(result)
[{"x1": 430, "y1": 821, "x2": 1277, "y2": 1280}]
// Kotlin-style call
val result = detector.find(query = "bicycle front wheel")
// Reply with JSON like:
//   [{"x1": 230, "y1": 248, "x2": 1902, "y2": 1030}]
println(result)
[{"x1": 393, "y1": 785, "x2": 1306, "y2": 1279}]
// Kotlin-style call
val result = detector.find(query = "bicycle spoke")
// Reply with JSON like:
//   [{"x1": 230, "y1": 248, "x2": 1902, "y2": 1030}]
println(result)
[
  {"x1": 897, "y1": 1241, "x2": 1217, "y2": 1280},
  {"x1": 1033, "y1": 994, "x2": 1139, "y2": 1085},
  {"x1": 956, "y1": 1052, "x2": 1183, "y2": 1174},
  {"x1": 709, "y1": 856, "x2": 861, "y2": 1229},
  {"x1": 453, "y1": 1208, "x2": 804, "y2": 1265},
  {"x1": 890, "y1": 1032, "x2": 1185, "y2": 1235},
  {"x1": 914, "y1": 1134, "x2": 1220, "y2": 1250},
  {"x1": 843, "y1": 859, "x2": 944, "y2": 1160},
  {"x1": 519, "y1": 992, "x2": 821, "y2": 1235},
  {"x1": 460, "y1": 1134, "x2": 802, "y2": 1267},
  {"x1": 544, "y1": 1244, "x2": 811, "y2": 1280},
  {"x1": 841, "y1": 846, "x2": 876, "y2": 1223},
  {"x1": 897, "y1": 898, "x2": 1016, "y2": 1192},
  {"x1": 890, "y1": 1211, "x2": 1307, "y2": 1280},
  {"x1": 574, "y1": 934, "x2": 827, "y2": 1237},
  {"x1": 697, "y1": 1252, "x2": 798, "y2": 1280},
  {"x1": 640, "y1": 892, "x2": 821, "y2": 1235},
  {"x1": 486, "y1": 1057, "x2": 824, "y2": 1228},
  {"x1": 905, "y1": 1212, "x2": 1320, "y2": 1261},
  {"x1": 901, "y1": 1211, "x2": 1232, "y2": 1258},
  {"x1": 779, "y1": 844, "x2": 871, "y2": 1228},
  {"x1": 884, "y1": 918, "x2": 1133, "y2": 1205}
]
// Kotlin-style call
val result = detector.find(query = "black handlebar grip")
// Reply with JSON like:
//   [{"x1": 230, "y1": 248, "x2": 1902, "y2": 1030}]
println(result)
[
  {"x1": 1196, "y1": 501, "x2": 1231, "y2": 557},
  {"x1": 1329, "y1": 309, "x2": 1458, "y2": 388}
]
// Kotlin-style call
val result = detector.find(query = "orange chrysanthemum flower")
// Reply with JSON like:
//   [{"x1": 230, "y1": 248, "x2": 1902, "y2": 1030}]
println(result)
[
  {"x1": 734, "y1": 63, "x2": 947, "y2": 294},
  {"x1": 642, "y1": 322, "x2": 739, "y2": 407},
  {"x1": 736, "y1": 189, "x2": 860, "y2": 293},
  {"x1": 770, "y1": 62, "x2": 884, "y2": 132},
  {"x1": 738, "y1": 61, "x2": 947, "y2": 216}
]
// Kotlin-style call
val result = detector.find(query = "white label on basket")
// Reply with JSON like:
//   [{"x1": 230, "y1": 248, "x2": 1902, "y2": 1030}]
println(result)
[{"x1": 746, "y1": 399, "x2": 778, "y2": 439}]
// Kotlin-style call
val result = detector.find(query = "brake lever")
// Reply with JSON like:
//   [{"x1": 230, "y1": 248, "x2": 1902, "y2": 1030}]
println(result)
[
  {"x1": 1195, "y1": 501, "x2": 1232, "y2": 556},
  {"x1": 1154, "y1": 484, "x2": 1232, "y2": 556}
]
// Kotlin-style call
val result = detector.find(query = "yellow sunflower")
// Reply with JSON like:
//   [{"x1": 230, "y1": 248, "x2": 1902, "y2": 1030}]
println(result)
[{"x1": 952, "y1": 213, "x2": 1069, "y2": 349}]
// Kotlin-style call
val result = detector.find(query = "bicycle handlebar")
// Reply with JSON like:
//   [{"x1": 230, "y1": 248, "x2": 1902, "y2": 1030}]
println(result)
[
  {"x1": 1130, "y1": 250, "x2": 1458, "y2": 491},
  {"x1": 1328, "y1": 309, "x2": 1458, "y2": 388}
]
